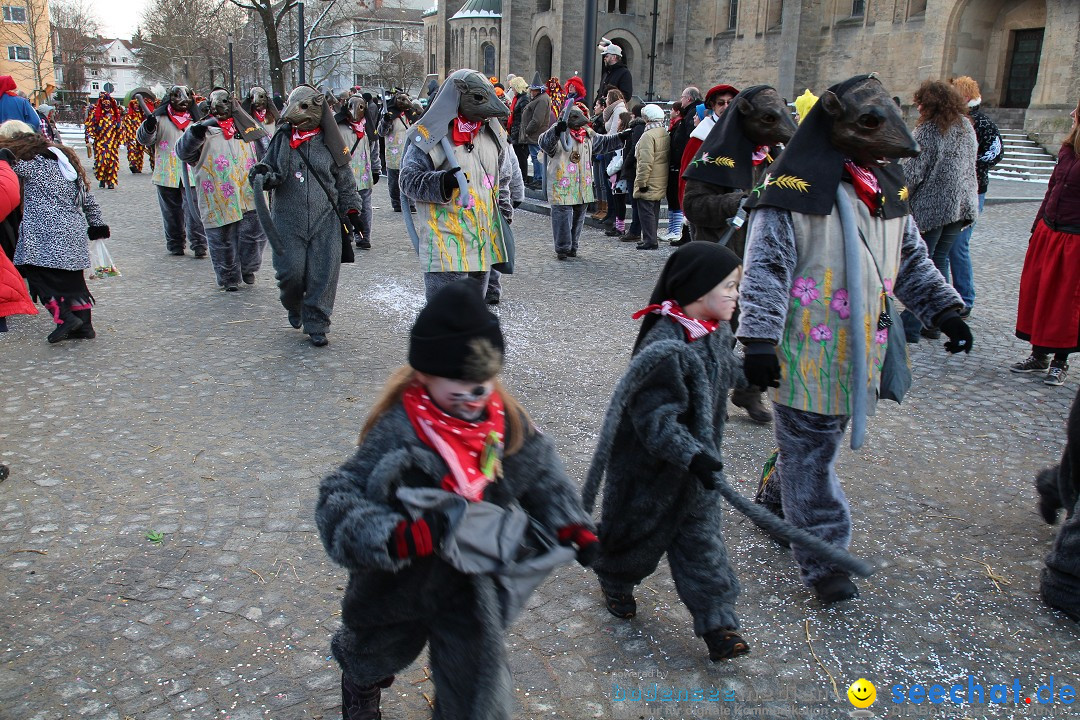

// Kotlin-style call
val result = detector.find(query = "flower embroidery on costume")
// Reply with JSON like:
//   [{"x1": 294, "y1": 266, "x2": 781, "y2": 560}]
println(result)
[
  {"x1": 220, "y1": 182, "x2": 235, "y2": 199},
  {"x1": 201, "y1": 180, "x2": 215, "y2": 193},
  {"x1": 566, "y1": 163, "x2": 578, "y2": 174},
  {"x1": 214, "y1": 155, "x2": 230, "y2": 171},
  {"x1": 829, "y1": 288, "x2": 850, "y2": 319},
  {"x1": 791, "y1": 276, "x2": 820, "y2": 306},
  {"x1": 481, "y1": 173, "x2": 495, "y2": 189},
  {"x1": 875, "y1": 328, "x2": 889, "y2": 345},
  {"x1": 559, "y1": 177, "x2": 571, "y2": 188},
  {"x1": 810, "y1": 324, "x2": 833, "y2": 343}
]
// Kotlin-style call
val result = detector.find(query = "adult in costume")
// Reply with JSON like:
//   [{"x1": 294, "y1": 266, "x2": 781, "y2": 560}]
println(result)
[
  {"x1": 737, "y1": 75, "x2": 973, "y2": 602},
  {"x1": 378, "y1": 91, "x2": 420, "y2": 212},
  {"x1": 88, "y1": 92, "x2": 122, "y2": 189},
  {"x1": 248, "y1": 84, "x2": 362, "y2": 347},
  {"x1": 335, "y1": 94, "x2": 380, "y2": 250},
  {"x1": 176, "y1": 89, "x2": 268, "y2": 291},
  {"x1": 136, "y1": 85, "x2": 208, "y2": 257},
  {"x1": 398, "y1": 69, "x2": 514, "y2": 299},
  {"x1": 122, "y1": 90, "x2": 155, "y2": 174},
  {"x1": 241, "y1": 86, "x2": 279, "y2": 156}
]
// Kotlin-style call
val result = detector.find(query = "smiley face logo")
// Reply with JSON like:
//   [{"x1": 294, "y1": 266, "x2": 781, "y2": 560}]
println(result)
[{"x1": 847, "y1": 678, "x2": 876, "y2": 708}]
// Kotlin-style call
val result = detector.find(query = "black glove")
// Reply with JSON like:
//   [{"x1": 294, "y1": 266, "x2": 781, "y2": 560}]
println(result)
[
  {"x1": 940, "y1": 315, "x2": 974, "y2": 354},
  {"x1": 688, "y1": 453, "x2": 724, "y2": 490},
  {"x1": 248, "y1": 162, "x2": 273, "y2": 185},
  {"x1": 142, "y1": 115, "x2": 157, "y2": 133},
  {"x1": 372, "y1": 171, "x2": 380, "y2": 185},
  {"x1": 554, "y1": 120, "x2": 568, "y2": 135},
  {"x1": 87, "y1": 225, "x2": 111, "y2": 240},
  {"x1": 383, "y1": 111, "x2": 396, "y2": 122},
  {"x1": 346, "y1": 209, "x2": 363, "y2": 236},
  {"x1": 617, "y1": 128, "x2": 633, "y2": 141},
  {"x1": 439, "y1": 169, "x2": 460, "y2": 200},
  {"x1": 388, "y1": 510, "x2": 448, "y2": 559},
  {"x1": 0, "y1": 147, "x2": 15, "y2": 164},
  {"x1": 743, "y1": 343, "x2": 781, "y2": 389},
  {"x1": 512, "y1": 200, "x2": 522, "y2": 208},
  {"x1": 189, "y1": 122, "x2": 209, "y2": 139}
]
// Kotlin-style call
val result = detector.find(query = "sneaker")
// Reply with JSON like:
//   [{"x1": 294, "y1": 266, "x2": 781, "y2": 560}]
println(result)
[
  {"x1": 556, "y1": 252, "x2": 568, "y2": 260},
  {"x1": 1044, "y1": 360, "x2": 1069, "y2": 386},
  {"x1": 605, "y1": 227, "x2": 623, "y2": 237},
  {"x1": 194, "y1": 249, "x2": 208, "y2": 259},
  {"x1": 1010, "y1": 354, "x2": 1050, "y2": 374},
  {"x1": 567, "y1": 248, "x2": 577, "y2": 257},
  {"x1": 603, "y1": 590, "x2": 636, "y2": 619}
]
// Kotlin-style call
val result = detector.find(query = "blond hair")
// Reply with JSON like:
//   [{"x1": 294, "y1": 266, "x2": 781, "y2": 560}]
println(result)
[
  {"x1": 950, "y1": 76, "x2": 981, "y2": 105},
  {"x1": 360, "y1": 366, "x2": 534, "y2": 455}
]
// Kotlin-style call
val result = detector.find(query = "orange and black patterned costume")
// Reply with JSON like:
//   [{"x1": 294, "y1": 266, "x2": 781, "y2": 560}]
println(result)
[
  {"x1": 122, "y1": 98, "x2": 155, "y2": 173},
  {"x1": 83, "y1": 105, "x2": 94, "y2": 159},
  {"x1": 88, "y1": 92, "x2": 122, "y2": 188}
]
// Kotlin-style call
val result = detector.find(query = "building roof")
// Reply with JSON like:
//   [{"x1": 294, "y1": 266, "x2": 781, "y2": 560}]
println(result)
[{"x1": 451, "y1": 0, "x2": 501, "y2": 20}]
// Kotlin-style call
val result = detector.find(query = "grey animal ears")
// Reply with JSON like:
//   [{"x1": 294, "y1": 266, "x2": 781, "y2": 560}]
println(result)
[{"x1": 453, "y1": 78, "x2": 470, "y2": 93}]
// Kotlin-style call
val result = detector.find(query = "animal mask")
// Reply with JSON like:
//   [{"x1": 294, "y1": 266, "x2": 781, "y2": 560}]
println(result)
[
  {"x1": 820, "y1": 76, "x2": 919, "y2": 167},
  {"x1": 452, "y1": 73, "x2": 509, "y2": 122},
  {"x1": 734, "y1": 88, "x2": 798, "y2": 148},
  {"x1": 208, "y1": 89, "x2": 232, "y2": 121},
  {"x1": 283, "y1": 85, "x2": 324, "y2": 131},
  {"x1": 250, "y1": 86, "x2": 269, "y2": 110},
  {"x1": 168, "y1": 85, "x2": 192, "y2": 113},
  {"x1": 565, "y1": 104, "x2": 589, "y2": 130},
  {"x1": 347, "y1": 95, "x2": 366, "y2": 123}
]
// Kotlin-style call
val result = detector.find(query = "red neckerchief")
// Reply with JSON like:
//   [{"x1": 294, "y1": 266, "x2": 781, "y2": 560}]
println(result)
[
  {"x1": 289, "y1": 126, "x2": 321, "y2": 148},
  {"x1": 632, "y1": 299, "x2": 720, "y2": 342},
  {"x1": 167, "y1": 105, "x2": 192, "y2": 130},
  {"x1": 349, "y1": 121, "x2": 366, "y2": 139},
  {"x1": 569, "y1": 126, "x2": 588, "y2": 144},
  {"x1": 843, "y1": 160, "x2": 883, "y2": 212},
  {"x1": 402, "y1": 383, "x2": 506, "y2": 502},
  {"x1": 218, "y1": 117, "x2": 236, "y2": 140},
  {"x1": 752, "y1": 145, "x2": 772, "y2": 166},
  {"x1": 253, "y1": 108, "x2": 267, "y2": 123},
  {"x1": 451, "y1": 115, "x2": 482, "y2": 145}
]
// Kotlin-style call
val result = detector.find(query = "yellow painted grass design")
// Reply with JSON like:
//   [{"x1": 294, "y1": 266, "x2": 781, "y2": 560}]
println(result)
[
  {"x1": 769, "y1": 174, "x2": 811, "y2": 192},
  {"x1": 898, "y1": 186, "x2": 910, "y2": 202}
]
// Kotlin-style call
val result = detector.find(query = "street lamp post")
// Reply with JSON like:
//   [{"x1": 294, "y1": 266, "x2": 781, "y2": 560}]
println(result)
[
  {"x1": 298, "y1": 0, "x2": 305, "y2": 85},
  {"x1": 582, "y1": 0, "x2": 597, "y2": 100},
  {"x1": 228, "y1": 33, "x2": 235, "y2": 93}
]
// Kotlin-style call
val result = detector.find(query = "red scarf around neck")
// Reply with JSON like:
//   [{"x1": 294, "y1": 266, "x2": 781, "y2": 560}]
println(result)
[
  {"x1": 290, "y1": 126, "x2": 321, "y2": 148},
  {"x1": 253, "y1": 108, "x2": 267, "y2": 123},
  {"x1": 402, "y1": 383, "x2": 506, "y2": 502},
  {"x1": 167, "y1": 105, "x2": 192, "y2": 130},
  {"x1": 349, "y1": 121, "x2": 366, "y2": 140},
  {"x1": 752, "y1": 145, "x2": 773, "y2": 166},
  {"x1": 632, "y1": 299, "x2": 720, "y2": 342},
  {"x1": 569, "y1": 126, "x2": 589, "y2": 144},
  {"x1": 218, "y1": 117, "x2": 236, "y2": 140},
  {"x1": 843, "y1": 160, "x2": 883, "y2": 213},
  {"x1": 451, "y1": 115, "x2": 482, "y2": 146}
]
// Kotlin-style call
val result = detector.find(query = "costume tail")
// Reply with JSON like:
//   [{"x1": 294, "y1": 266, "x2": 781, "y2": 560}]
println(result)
[
  {"x1": 708, "y1": 470, "x2": 876, "y2": 578},
  {"x1": 251, "y1": 175, "x2": 284, "y2": 253}
]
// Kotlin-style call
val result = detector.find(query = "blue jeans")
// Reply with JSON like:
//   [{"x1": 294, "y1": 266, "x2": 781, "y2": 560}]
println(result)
[
  {"x1": 948, "y1": 193, "x2": 985, "y2": 308},
  {"x1": 528, "y1": 144, "x2": 544, "y2": 184},
  {"x1": 901, "y1": 219, "x2": 966, "y2": 338}
]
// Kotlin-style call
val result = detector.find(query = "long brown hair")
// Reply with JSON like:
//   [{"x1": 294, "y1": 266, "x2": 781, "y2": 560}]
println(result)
[
  {"x1": 359, "y1": 366, "x2": 534, "y2": 455},
  {"x1": 913, "y1": 79, "x2": 966, "y2": 135},
  {"x1": 1065, "y1": 97, "x2": 1080, "y2": 151},
  {"x1": 0, "y1": 131, "x2": 91, "y2": 190}
]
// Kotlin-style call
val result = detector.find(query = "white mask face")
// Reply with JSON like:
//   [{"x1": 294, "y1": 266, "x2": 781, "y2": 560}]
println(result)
[{"x1": 419, "y1": 375, "x2": 496, "y2": 422}]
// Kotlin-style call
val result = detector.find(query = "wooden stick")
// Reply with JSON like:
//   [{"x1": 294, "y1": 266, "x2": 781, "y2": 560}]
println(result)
[{"x1": 805, "y1": 619, "x2": 840, "y2": 701}]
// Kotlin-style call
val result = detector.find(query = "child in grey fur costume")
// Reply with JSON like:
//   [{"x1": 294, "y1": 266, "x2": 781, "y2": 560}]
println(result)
[
  {"x1": 317, "y1": 280, "x2": 598, "y2": 719},
  {"x1": 583, "y1": 242, "x2": 752, "y2": 662},
  {"x1": 1035, "y1": 384, "x2": 1080, "y2": 621}
]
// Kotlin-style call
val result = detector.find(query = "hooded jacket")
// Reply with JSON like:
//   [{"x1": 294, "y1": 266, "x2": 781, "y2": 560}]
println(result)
[
  {"x1": 598, "y1": 62, "x2": 632, "y2": 103},
  {"x1": 0, "y1": 76, "x2": 41, "y2": 130},
  {"x1": 0, "y1": 160, "x2": 35, "y2": 317}
]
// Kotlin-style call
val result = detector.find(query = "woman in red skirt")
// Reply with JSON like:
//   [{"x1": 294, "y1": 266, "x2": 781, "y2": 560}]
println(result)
[{"x1": 1012, "y1": 98, "x2": 1080, "y2": 387}]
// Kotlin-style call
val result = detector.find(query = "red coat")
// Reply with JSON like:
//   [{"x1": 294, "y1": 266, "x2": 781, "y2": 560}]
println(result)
[{"x1": 0, "y1": 160, "x2": 36, "y2": 318}]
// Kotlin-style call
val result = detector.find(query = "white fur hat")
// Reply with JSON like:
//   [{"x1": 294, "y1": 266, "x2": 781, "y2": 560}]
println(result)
[{"x1": 642, "y1": 104, "x2": 664, "y2": 121}]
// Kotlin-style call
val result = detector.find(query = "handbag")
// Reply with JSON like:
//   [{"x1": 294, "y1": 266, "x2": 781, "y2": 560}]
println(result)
[
  {"x1": 858, "y1": 229, "x2": 911, "y2": 403},
  {"x1": 88, "y1": 238, "x2": 120, "y2": 278},
  {"x1": 606, "y1": 150, "x2": 623, "y2": 176}
]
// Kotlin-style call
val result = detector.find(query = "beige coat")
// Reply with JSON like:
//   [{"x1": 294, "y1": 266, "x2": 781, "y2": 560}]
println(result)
[{"x1": 633, "y1": 125, "x2": 669, "y2": 201}]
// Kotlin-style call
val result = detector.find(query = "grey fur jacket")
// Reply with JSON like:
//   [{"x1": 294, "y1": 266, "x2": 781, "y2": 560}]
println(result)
[
  {"x1": 902, "y1": 119, "x2": 979, "y2": 233},
  {"x1": 317, "y1": 401, "x2": 589, "y2": 616},
  {"x1": 583, "y1": 319, "x2": 741, "y2": 553}
]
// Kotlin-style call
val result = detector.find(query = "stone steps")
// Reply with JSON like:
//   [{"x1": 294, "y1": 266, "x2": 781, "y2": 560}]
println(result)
[{"x1": 991, "y1": 127, "x2": 1055, "y2": 182}]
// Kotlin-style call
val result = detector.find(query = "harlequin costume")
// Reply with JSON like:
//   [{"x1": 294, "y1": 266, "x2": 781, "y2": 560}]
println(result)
[
  {"x1": 122, "y1": 97, "x2": 154, "y2": 174},
  {"x1": 88, "y1": 93, "x2": 122, "y2": 188}
]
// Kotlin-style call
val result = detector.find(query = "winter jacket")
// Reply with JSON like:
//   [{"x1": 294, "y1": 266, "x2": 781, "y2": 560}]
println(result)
[
  {"x1": 605, "y1": 100, "x2": 626, "y2": 135},
  {"x1": 633, "y1": 125, "x2": 669, "y2": 201},
  {"x1": 969, "y1": 107, "x2": 1002, "y2": 194},
  {"x1": 521, "y1": 93, "x2": 553, "y2": 145},
  {"x1": 0, "y1": 160, "x2": 35, "y2": 317},
  {"x1": 0, "y1": 93, "x2": 41, "y2": 131},
  {"x1": 1034, "y1": 144, "x2": 1080, "y2": 232},
  {"x1": 620, "y1": 118, "x2": 646, "y2": 189},
  {"x1": 11, "y1": 154, "x2": 104, "y2": 271},
  {"x1": 902, "y1": 119, "x2": 978, "y2": 233},
  {"x1": 507, "y1": 92, "x2": 530, "y2": 145},
  {"x1": 598, "y1": 62, "x2": 633, "y2": 103}
]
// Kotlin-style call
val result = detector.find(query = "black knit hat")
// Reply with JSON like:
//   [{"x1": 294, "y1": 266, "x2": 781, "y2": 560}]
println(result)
[
  {"x1": 409, "y1": 280, "x2": 505, "y2": 381},
  {"x1": 633, "y1": 242, "x2": 742, "y2": 354}
]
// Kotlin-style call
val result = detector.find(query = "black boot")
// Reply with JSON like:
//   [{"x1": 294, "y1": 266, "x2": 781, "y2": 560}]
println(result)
[
  {"x1": 68, "y1": 309, "x2": 96, "y2": 339},
  {"x1": 342, "y1": 673, "x2": 392, "y2": 720},
  {"x1": 47, "y1": 305, "x2": 84, "y2": 343}
]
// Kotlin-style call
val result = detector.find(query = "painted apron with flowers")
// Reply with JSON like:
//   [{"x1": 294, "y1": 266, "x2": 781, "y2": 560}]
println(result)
[
  {"x1": 342, "y1": 129, "x2": 375, "y2": 191},
  {"x1": 546, "y1": 133, "x2": 596, "y2": 206},
  {"x1": 775, "y1": 183, "x2": 907, "y2": 416},
  {"x1": 192, "y1": 130, "x2": 257, "y2": 228},
  {"x1": 152, "y1": 120, "x2": 195, "y2": 188},
  {"x1": 384, "y1": 116, "x2": 410, "y2": 170},
  {"x1": 417, "y1": 133, "x2": 507, "y2": 272}
]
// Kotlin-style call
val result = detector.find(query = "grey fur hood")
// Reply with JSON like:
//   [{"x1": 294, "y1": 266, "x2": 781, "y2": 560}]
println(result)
[{"x1": 902, "y1": 120, "x2": 979, "y2": 232}]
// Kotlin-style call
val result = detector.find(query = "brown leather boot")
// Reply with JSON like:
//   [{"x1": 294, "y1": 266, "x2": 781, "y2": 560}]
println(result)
[
  {"x1": 731, "y1": 388, "x2": 773, "y2": 424},
  {"x1": 591, "y1": 200, "x2": 608, "y2": 220},
  {"x1": 342, "y1": 674, "x2": 393, "y2": 720}
]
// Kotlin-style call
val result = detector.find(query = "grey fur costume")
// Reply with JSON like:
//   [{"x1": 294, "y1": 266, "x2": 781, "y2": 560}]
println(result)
[
  {"x1": 583, "y1": 320, "x2": 873, "y2": 623},
  {"x1": 902, "y1": 119, "x2": 979, "y2": 234},
  {"x1": 1036, "y1": 385, "x2": 1080, "y2": 620},
  {"x1": 253, "y1": 125, "x2": 361, "y2": 334},
  {"x1": 317, "y1": 403, "x2": 591, "y2": 718}
]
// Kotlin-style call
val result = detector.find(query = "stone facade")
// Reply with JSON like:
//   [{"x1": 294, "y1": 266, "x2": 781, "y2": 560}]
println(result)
[{"x1": 424, "y1": 0, "x2": 1079, "y2": 148}]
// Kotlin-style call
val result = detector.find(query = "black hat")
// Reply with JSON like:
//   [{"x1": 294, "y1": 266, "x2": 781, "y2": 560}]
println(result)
[
  {"x1": 409, "y1": 280, "x2": 505, "y2": 381},
  {"x1": 633, "y1": 242, "x2": 742, "y2": 354},
  {"x1": 682, "y1": 85, "x2": 772, "y2": 191}
]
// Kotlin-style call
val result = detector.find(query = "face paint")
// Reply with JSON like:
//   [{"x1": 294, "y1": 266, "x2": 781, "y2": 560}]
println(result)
[
  {"x1": 684, "y1": 267, "x2": 743, "y2": 323},
  {"x1": 422, "y1": 376, "x2": 496, "y2": 422}
]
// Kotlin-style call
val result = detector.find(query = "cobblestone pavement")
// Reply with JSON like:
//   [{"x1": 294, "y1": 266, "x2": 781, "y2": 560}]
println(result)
[{"x1": 2, "y1": 156, "x2": 1078, "y2": 720}]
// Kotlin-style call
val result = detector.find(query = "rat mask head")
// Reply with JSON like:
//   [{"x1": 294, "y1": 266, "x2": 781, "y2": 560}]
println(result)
[
  {"x1": 452, "y1": 73, "x2": 509, "y2": 123},
  {"x1": 565, "y1": 103, "x2": 589, "y2": 130},
  {"x1": 249, "y1": 86, "x2": 269, "y2": 110},
  {"x1": 208, "y1": 89, "x2": 232, "y2": 121},
  {"x1": 734, "y1": 87, "x2": 798, "y2": 148},
  {"x1": 168, "y1": 85, "x2": 192, "y2": 113},
  {"x1": 820, "y1": 76, "x2": 919, "y2": 167},
  {"x1": 347, "y1": 95, "x2": 366, "y2": 123},
  {"x1": 283, "y1": 85, "x2": 324, "y2": 131}
]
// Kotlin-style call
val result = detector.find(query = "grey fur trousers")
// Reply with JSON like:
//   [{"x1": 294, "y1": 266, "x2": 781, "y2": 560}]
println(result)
[
  {"x1": 155, "y1": 185, "x2": 207, "y2": 254},
  {"x1": 271, "y1": 225, "x2": 341, "y2": 334},
  {"x1": 424, "y1": 270, "x2": 490, "y2": 301},
  {"x1": 204, "y1": 210, "x2": 267, "y2": 287},
  {"x1": 550, "y1": 204, "x2": 587, "y2": 254},
  {"x1": 772, "y1": 404, "x2": 853, "y2": 585}
]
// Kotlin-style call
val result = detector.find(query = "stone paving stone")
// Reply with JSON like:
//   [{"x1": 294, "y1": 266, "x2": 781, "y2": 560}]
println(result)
[{"x1": 1, "y1": 150, "x2": 1077, "y2": 719}]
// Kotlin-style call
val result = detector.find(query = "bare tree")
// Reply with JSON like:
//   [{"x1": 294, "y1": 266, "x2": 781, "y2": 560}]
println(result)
[
  {"x1": 137, "y1": 0, "x2": 245, "y2": 90},
  {"x1": 50, "y1": 0, "x2": 102, "y2": 97},
  {"x1": 0, "y1": 0, "x2": 55, "y2": 100},
  {"x1": 368, "y1": 36, "x2": 424, "y2": 95}
]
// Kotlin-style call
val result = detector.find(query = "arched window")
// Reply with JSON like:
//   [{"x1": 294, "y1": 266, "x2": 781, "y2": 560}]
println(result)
[
  {"x1": 535, "y1": 35, "x2": 553, "y2": 79},
  {"x1": 482, "y1": 42, "x2": 496, "y2": 76}
]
